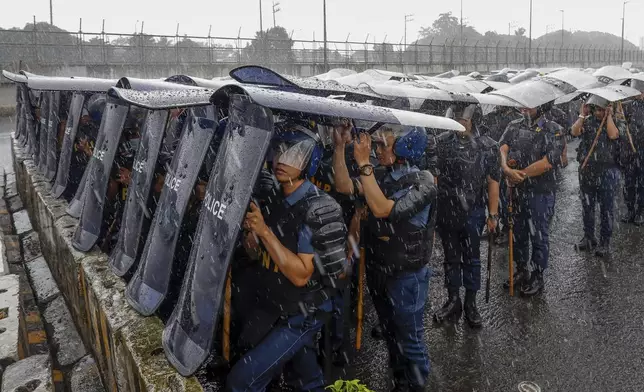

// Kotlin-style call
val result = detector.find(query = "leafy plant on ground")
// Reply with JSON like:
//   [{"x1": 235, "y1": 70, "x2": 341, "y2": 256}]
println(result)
[{"x1": 326, "y1": 379, "x2": 374, "y2": 392}]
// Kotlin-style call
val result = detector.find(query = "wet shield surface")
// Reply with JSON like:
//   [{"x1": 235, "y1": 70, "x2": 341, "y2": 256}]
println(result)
[
  {"x1": 126, "y1": 108, "x2": 216, "y2": 316},
  {"x1": 52, "y1": 93, "x2": 85, "y2": 198},
  {"x1": 38, "y1": 91, "x2": 57, "y2": 174},
  {"x1": 45, "y1": 91, "x2": 62, "y2": 181},
  {"x1": 23, "y1": 87, "x2": 37, "y2": 150},
  {"x1": 33, "y1": 91, "x2": 49, "y2": 167},
  {"x1": 71, "y1": 101, "x2": 130, "y2": 251},
  {"x1": 163, "y1": 96, "x2": 274, "y2": 376},
  {"x1": 109, "y1": 109, "x2": 169, "y2": 276}
]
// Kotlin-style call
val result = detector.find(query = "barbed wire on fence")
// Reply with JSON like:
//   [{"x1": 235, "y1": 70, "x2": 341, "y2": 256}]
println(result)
[{"x1": 1, "y1": 26, "x2": 641, "y2": 74}]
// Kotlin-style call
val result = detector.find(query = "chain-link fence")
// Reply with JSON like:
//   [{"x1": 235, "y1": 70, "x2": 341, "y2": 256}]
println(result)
[{"x1": 1, "y1": 27, "x2": 642, "y2": 74}]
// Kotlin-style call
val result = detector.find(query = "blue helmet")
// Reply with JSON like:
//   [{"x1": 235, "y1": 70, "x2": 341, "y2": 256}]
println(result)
[
  {"x1": 86, "y1": 94, "x2": 106, "y2": 124},
  {"x1": 270, "y1": 122, "x2": 323, "y2": 178},
  {"x1": 390, "y1": 125, "x2": 428, "y2": 162}
]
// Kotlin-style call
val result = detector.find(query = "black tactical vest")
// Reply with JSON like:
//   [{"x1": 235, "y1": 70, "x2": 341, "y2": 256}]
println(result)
[
  {"x1": 366, "y1": 171, "x2": 431, "y2": 274},
  {"x1": 253, "y1": 188, "x2": 338, "y2": 316}
]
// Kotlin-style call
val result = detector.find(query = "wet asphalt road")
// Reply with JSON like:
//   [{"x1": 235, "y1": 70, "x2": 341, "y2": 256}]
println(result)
[
  {"x1": 2, "y1": 118, "x2": 642, "y2": 392},
  {"x1": 354, "y1": 139, "x2": 644, "y2": 392}
]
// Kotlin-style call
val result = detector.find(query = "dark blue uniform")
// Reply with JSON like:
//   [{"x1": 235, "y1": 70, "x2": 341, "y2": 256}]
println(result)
[
  {"x1": 500, "y1": 116, "x2": 564, "y2": 293},
  {"x1": 363, "y1": 165, "x2": 435, "y2": 391},
  {"x1": 577, "y1": 114, "x2": 626, "y2": 248},
  {"x1": 623, "y1": 99, "x2": 644, "y2": 224},
  {"x1": 227, "y1": 180, "x2": 346, "y2": 392},
  {"x1": 434, "y1": 130, "x2": 500, "y2": 324}
]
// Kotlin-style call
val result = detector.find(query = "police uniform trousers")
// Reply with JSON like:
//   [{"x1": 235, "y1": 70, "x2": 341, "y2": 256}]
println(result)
[
  {"x1": 623, "y1": 151, "x2": 644, "y2": 216},
  {"x1": 436, "y1": 207, "x2": 486, "y2": 292},
  {"x1": 580, "y1": 167, "x2": 620, "y2": 245},
  {"x1": 513, "y1": 189, "x2": 556, "y2": 272},
  {"x1": 226, "y1": 297, "x2": 333, "y2": 392},
  {"x1": 366, "y1": 263, "x2": 431, "y2": 390}
]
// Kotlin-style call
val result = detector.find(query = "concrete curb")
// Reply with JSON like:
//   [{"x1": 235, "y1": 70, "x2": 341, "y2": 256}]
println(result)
[{"x1": 12, "y1": 136, "x2": 203, "y2": 391}]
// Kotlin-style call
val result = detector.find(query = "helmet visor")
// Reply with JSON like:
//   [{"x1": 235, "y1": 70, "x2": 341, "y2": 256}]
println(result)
[{"x1": 270, "y1": 139, "x2": 315, "y2": 171}]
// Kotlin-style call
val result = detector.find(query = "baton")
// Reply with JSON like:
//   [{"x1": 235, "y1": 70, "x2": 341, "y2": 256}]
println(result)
[
  {"x1": 508, "y1": 187, "x2": 515, "y2": 297},
  {"x1": 486, "y1": 230, "x2": 493, "y2": 303},
  {"x1": 222, "y1": 268, "x2": 232, "y2": 361},
  {"x1": 356, "y1": 247, "x2": 365, "y2": 350}
]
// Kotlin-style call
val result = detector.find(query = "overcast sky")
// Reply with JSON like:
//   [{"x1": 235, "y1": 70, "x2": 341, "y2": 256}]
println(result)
[{"x1": 1, "y1": 0, "x2": 642, "y2": 45}]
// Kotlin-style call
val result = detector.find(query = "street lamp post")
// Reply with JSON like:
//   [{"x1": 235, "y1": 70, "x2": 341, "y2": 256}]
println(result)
[
  {"x1": 404, "y1": 14, "x2": 414, "y2": 51},
  {"x1": 560, "y1": 10, "x2": 564, "y2": 45},
  {"x1": 323, "y1": 0, "x2": 328, "y2": 72},
  {"x1": 621, "y1": 1, "x2": 629, "y2": 63},
  {"x1": 272, "y1": 1, "x2": 281, "y2": 28},
  {"x1": 49, "y1": 0, "x2": 53, "y2": 25},
  {"x1": 259, "y1": 0, "x2": 264, "y2": 33},
  {"x1": 460, "y1": 0, "x2": 464, "y2": 45},
  {"x1": 528, "y1": 0, "x2": 533, "y2": 66}
]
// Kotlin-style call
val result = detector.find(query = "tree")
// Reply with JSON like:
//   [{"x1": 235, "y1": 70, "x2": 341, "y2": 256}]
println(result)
[
  {"x1": 419, "y1": 12, "x2": 460, "y2": 38},
  {"x1": 243, "y1": 26, "x2": 294, "y2": 65},
  {"x1": 515, "y1": 27, "x2": 526, "y2": 37}
]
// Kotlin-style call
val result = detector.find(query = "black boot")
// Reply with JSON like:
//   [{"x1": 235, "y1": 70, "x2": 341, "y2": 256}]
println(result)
[
  {"x1": 576, "y1": 236, "x2": 598, "y2": 251},
  {"x1": 520, "y1": 270, "x2": 544, "y2": 296},
  {"x1": 595, "y1": 242, "x2": 611, "y2": 258},
  {"x1": 503, "y1": 265, "x2": 529, "y2": 290},
  {"x1": 433, "y1": 292, "x2": 462, "y2": 323},
  {"x1": 633, "y1": 213, "x2": 644, "y2": 226},
  {"x1": 464, "y1": 290, "x2": 483, "y2": 328}
]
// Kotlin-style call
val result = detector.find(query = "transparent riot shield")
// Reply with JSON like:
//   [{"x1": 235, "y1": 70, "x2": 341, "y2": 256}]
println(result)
[
  {"x1": 125, "y1": 107, "x2": 216, "y2": 316},
  {"x1": 38, "y1": 91, "x2": 56, "y2": 174},
  {"x1": 33, "y1": 91, "x2": 49, "y2": 167},
  {"x1": 45, "y1": 91, "x2": 62, "y2": 181},
  {"x1": 15, "y1": 85, "x2": 24, "y2": 143},
  {"x1": 109, "y1": 109, "x2": 169, "y2": 277},
  {"x1": 52, "y1": 93, "x2": 85, "y2": 198},
  {"x1": 163, "y1": 96, "x2": 274, "y2": 376},
  {"x1": 21, "y1": 86, "x2": 36, "y2": 149},
  {"x1": 71, "y1": 101, "x2": 130, "y2": 251}
]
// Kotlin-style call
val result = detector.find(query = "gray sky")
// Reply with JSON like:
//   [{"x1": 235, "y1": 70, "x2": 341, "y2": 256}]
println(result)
[{"x1": 1, "y1": 0, "x2": 642, "y2": 45}]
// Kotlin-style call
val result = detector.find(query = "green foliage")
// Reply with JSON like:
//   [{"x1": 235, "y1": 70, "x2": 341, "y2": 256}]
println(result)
[{"x1": 326, "y1": 379, "x2": 374, "y2": 392}]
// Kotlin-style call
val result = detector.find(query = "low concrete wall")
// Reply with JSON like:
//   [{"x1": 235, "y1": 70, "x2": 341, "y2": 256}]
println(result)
[{"x1": 12, "y1": 137, "x2": 202, "y2": 392}]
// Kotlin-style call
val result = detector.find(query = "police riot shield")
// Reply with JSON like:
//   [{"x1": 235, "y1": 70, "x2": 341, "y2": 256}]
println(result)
[
  {"x1": 163, "y1": 96, "x2": 274, "y2": 376},
  {"x1": 109, "y1": 109, "x2": 169, "y2": 277},
  {"x1": 38, "y1": 91, "x2": 56, "y2": 174},
  {"x1": 22, "y1": 87, "x2": 36, "y2": 150},
  {"x1": 71, "y1": 101, "x2": 130, "y2": 251},
  {"x1": 33, "y1": 91, "x2": 49, "y2": 167},
  {"x1": 52, "y1": 93, "x2": 85, "y2": 198},
  {"x1": 14, "y1": 85, "x2": 24, "y2": 143},
  {"x1": 126, "y1": 107, "x2": 216, "y2": 316},
  {"x1": 66, "y1": 107, "x2": 111, "y2": 218},
  {"x1": 45, "y1": 91, "x2": 62, "y2": 181}
]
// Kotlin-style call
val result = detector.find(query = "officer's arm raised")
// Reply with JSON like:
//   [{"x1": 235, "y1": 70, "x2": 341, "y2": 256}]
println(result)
[
  {"x1": 245, "y1": 203, "x2": 315, "y2": 287},
  {"x1": 332, "y1": 126, "x2": 361, "y2": 195}
]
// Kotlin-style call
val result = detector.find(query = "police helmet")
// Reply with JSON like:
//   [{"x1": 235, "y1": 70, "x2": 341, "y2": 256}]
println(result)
[
  {"x1": 86, "y1": 94, "x2": 106, "y2": 124},
  {"x1": 586, "y1": 94, "x2": 609, "y2": 109},
  {"x1": 269, "y1": 121, "x2": 323, "y2": 178},
  {"x1": 373, "y1": 125, "x2": 428, "y2": 162},
  {"x1": 445, "y1": 103, "x2": 480, "y2": 123}
]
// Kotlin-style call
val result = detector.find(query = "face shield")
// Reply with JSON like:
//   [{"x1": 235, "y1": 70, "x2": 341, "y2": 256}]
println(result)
[
  {"x1": 268, "y1": 125, "x2": 319, "y2": 171},
  {"x1": 445, "y1": 104, "x2": 477, "y2": 121},
  {"x1": 586, "y1": 95, "x2": 609, "y2": 110}
]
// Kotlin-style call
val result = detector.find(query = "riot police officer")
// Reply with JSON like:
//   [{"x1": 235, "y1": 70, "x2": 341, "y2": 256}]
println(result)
[
  {"x1": 433, "y1": 104, "x2": 500, "y2": 327},
  {"x1": 571, "y1": 95, "x2": 625, "y2": 257},
  {"x1": 622, "y1": 78, "x2": 644, "y2": 225},
  {"x1": 500, "y1": 102, "x2": 565, "y2": 296},
  {"x1": 333, "y1": 124, "x2": 436, "y2": 392},
  {"x1": 226, "y1": 123, "x2": 347, "y2": 392}
]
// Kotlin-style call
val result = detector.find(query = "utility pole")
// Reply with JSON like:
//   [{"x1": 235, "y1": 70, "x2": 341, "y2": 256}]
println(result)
[
  {"x1": 272, "y1": 1, "x2": 280, "y2": 28},
  {"x1": 621, "y1": 1, "x2": 629, "y2": 62},
  {"x1": 404, "y1": 14, "x2": 414, "y2": 51},
  {"x1": 528, "y1": 0, "x2": 533, "y2": 66},
  {"x1": 323, "y1": 0, "x2": 328, "y2": 72},
  {"x1": 460, "y1": 0, "x2": 464, "y2": 45},
  {"x1": 259, "y1": 0, "x2": 264, "y2": 33},
  {"x1": 49, "y1": 0, "x2": 53, "y2": 25},
  {"x1": 560, "y1": 10, "x2": 564, "y2": 45}
]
